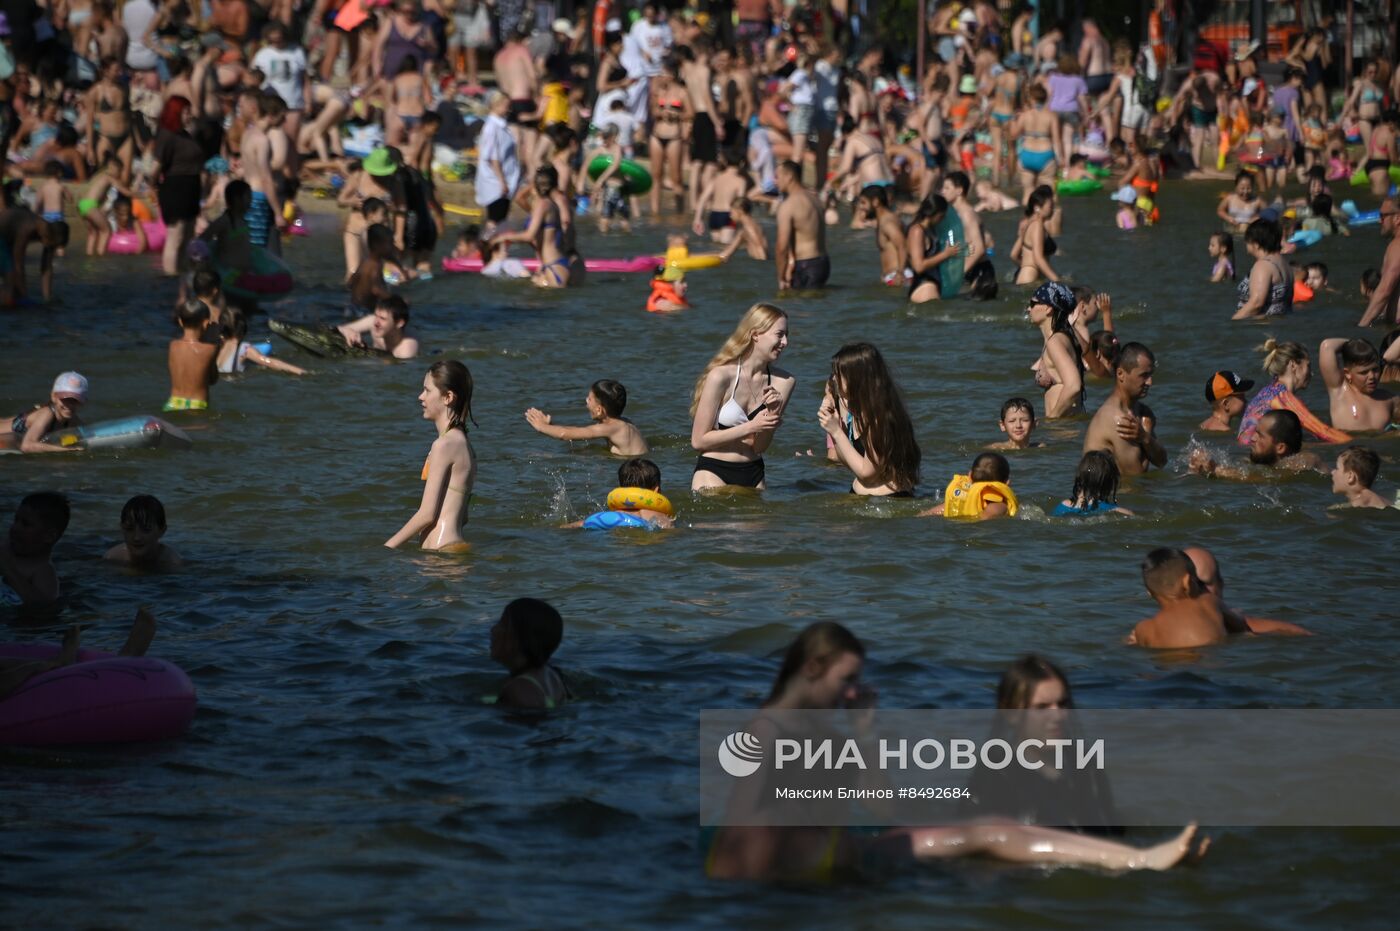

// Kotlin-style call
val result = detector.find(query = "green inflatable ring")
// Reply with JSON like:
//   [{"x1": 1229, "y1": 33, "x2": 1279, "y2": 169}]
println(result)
[
  {"x1": 1056, "y1": 177, "x2": 1104, "y2": 195},
  {"x1": 587, "y1": 155, "x2": 653, "y2": 196},
  {"x1": 1350, "y1": 163, "x2": 1400, "y2": 186}
]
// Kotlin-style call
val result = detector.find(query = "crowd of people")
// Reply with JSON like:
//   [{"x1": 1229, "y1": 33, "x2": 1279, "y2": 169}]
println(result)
[{"x1": 2, "y1": 0, "x2": 1399, "y2": 886}]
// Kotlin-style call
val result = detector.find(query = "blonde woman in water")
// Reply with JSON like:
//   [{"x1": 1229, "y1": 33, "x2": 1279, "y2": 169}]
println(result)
[
  {"x1": 386, "y1": 360, "x2": 477, "y2": 551},
  {"x1": 690, "y1": 303, "x2": 796, "y2": 491}
]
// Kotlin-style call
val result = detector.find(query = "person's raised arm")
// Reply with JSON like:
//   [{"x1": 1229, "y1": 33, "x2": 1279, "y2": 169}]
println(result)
[{"x1": 1318, "y1": 337, "x2": 1347, "y2": 388}]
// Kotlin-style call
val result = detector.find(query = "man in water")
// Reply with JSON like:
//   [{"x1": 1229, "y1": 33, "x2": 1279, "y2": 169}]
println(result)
[
  {"x1": 1358, "y1": 200, "x2": 1400, "y2": 326},
  {"x1": 1082, "y1": 342, "x2": 1166, "y2": 476},
  {"x1": 942, "y1": 170, "x2": 987, "y2": 282},
  {"x1": 774, "y1": 159, "x2": 828, "y2": 291},
  {"x1": 1184, "y1": 546, "x2": 1311, "y2": 636},
  {"x1": 0, "y1": 207, "x2": 67, "y2": 305},
  {"x1": 857, "y1": 184, "x2": 906, "y2": 286},
  {"x1": 1191, "y1": 409, "x2": 1325, "y2": 477},
  {"x1": 338, "y1": 294, "x2": 420, "y2": 359}
]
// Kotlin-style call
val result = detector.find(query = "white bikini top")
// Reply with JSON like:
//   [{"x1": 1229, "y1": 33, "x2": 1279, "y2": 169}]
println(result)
[{"x1": 716, "y1": 361, "x2": 771, "y2": 428}]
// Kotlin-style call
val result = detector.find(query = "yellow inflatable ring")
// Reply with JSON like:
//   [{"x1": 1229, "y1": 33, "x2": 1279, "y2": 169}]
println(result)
[
  {"x1": 444, "y1": 203, "x2": 484, "y2": 218},
  {"x1": 667, "y1": 254, "x2": 724, "y2": 271},
  {"x1": 606, "y1": 487, "x2": 675, "y2": 517}
]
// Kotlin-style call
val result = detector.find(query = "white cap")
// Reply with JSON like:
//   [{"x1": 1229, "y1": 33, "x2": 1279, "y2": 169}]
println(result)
[
  {"x1": 552, "y1": 17, "x2": 572, "y2": 33},
  {"x1": 1111, "y1": 185, "x2": 1137, "y2": 205},
  {"x1": 52, "y1": 371, "x2": 88, "y2": 401}
]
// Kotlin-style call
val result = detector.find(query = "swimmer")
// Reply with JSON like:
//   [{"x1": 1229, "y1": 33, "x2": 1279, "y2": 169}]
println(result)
[
  {"x1": 0, "y1": 607, "x2": 158, "y2": 699},
  {"x1": 165, "y1": 299, "x2": 218, "y2": 412},
  {"x1": 1319, "y1": 338, "x2": 1400, "y2": 433},
  {"x1": 717, "y1": 197, "x2": 769, "y2": 261},
  {"x1": 1199, "y1": 370, "x2": 1254, "y2": 432},
  {"x1": 1111, "y1": 185, "x2": 1141, "y2": 230},
  {"x1": 0, "y1": 491, "x2": 68, "y2": 606},
  {"x1": 1070, "y1": 288, "x2": 1114, "y2": 377},
  {"x1": 972, "y1": 178, "x2": 1020, "y2": 213},
  {"x1": 818, "y1": 343, "x2": 921, "y2": 497},
  {"x1": 218, "y1": 308, "x2": 308, "y2": 376},
  {"x1": 1, "y1": 371, "x2": 88, "y2": 454},
  {"x1": 987, "y1": 397, "x2": 1043, "y2": 450},
  {"x1": 487, "y1": 598, "x2": 571, "y2": 710},
  {"x1": 856, "y1": 185, "x2": 906, "y2": 286},
  {"x1": 646, "y1": 264, "x2": 689, "y2": 312},
  {"x1": 690, "y1": 303, "x2": 795, "y2": 492},
  {"x1": 568, "y1": 458, "x2": 676, "y2": 529},
  {"x1": 1083, "y1": 342, "x2": 1166, "y2": 477},
  {"x1": 385, "y1": 360, "x2": 477, "y2": 551},
  {"x1": 1053, "y1": 450, "x2": 1133, "y2": 516},
  {"x1": 1208, "y1": 232, "x2": 1236, "y2": 283},
  {"x1": 1217, "y1": 171, "x2": 1261, "y2": 231},
  {"x1": 103, "y1": 495, "x2": 182, "y2": 570},
  {"x1": 774, "y1": 160, "x2": 830, "y2": 291},
  {"x1": 1331, "y1": 446, "x2": 1392, "y2": 510},
  {"x1": 920, "y1": 452, "x2": 1016, "y2": 519},
  {"x1": 1238, "y1": 339, "x2": 1350, "y2": 445},
  {"x1": 338, "y1": 294, "x2": 420, "y2": 359},
  {"x1": 1192, "y1": 410, "x2": 1326, "y2": 478},
  {"x1": 705, "y1": 622, "x2": 1210, "y2": 880},
  {"x1": 691, "y1": 150, "x2": 751, "y2": 244},
  {"x1": 525, "y1": 379, "x2": 648, "y2": 456},
  {"x1": 344, "y1": 197, "x2": 390, "y2": 282}
]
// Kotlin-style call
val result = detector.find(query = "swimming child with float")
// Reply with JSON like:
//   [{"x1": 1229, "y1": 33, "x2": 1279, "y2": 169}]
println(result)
[
  {"x1": 920, "y1": 452, "x2": 1017, "y2": 519},
  {"x1": 386, "y1": 360, "x2": 476, "y2": 552},
  {"x1": 646, "y1": 264, "x2": 689, "y2": 312},
  {"x1": 525, "y1": 378, "x2": 648, "y2": 456},
  {"x1": 574, "y1": 458, "x2": 676, "y2": 530},
  {"x1": 1, "y1": 372, "x2": 88, "y2": 454}
]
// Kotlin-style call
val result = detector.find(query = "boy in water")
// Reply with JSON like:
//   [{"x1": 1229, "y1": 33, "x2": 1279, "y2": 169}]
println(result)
[
  {"x1": 1319, "y1": 338, "x2": 1400, "y2": 433},
  {"x1": 988, "y1": 397, "x2": 1043, "y2": 450},
  {"x1": 348, "y1": 223, "x2": 396, "y2": 313},
  {"x1": 37, "y1": 161, "x2": 70, "y2": 240},
  {"x1": 0, "y1": 491, "x2": 68, "y2": 606},
  {"x1": 921, "y1": 452, "x2": 1018, "y2": 519},
  {"x1": 568, "y1": 458, "x2": 676, "y2": 529},
  {"x1": 338, "y1": 294, "x2": 419, "y2": 359},
  {"x1": 104, "y1": 495, "x2": 182, "y2": 570},
  {"x1": 524, "y1": 379, "x2": 648, "y2": 456},
  {"x1": 165, "y1": 300, "x2": 218, "y2": 411},
  {"x1": 718, "y1": 197, "x2": 769, "y2": 261},
  {"x1": 1199, "y1": 370, "x2": 1254, "y2": 432},
  {"x1": 1190, "y1": 410, "x2": 1326, "y2": 477},
  {"x1": 1330, "y1": 445, "x2": 1392, "y2": 509}
]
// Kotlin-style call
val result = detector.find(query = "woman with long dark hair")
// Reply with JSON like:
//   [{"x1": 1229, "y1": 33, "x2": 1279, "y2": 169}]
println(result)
[
  {"x1": 819, "y1": 343, "x2": 921, "y2": 496},
  {"x1": 153, "y1": 95, "x2": 206, "y2": 276},
  {"x1": 386, "y1": 361, "x2": 477, "y2": 551}
]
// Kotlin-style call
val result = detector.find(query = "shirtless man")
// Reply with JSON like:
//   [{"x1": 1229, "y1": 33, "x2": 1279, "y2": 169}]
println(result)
[
  {"x1": 1319, "y1": 337, "x2": 1400, "y2": 432},
  {"x1": 1185, "y1": 546, "x2": 1311, "y2": 636},
  {"x1": 0, "y1": 208, "x2": 67, "y2": 305},
  {"x1": 1078, "y1": 18, "x2": 1113, "y2": 96},
  {"x1": 1357, "y1": 200, "x2": 1400, "y2": 326},
  {"x1": 239, "y1": 94, "x2": 285, "y2": 254},
  {"x1": 941, "y1": 170, "x2": 987, "y2": 279},
  {"x1": 494, "y1": 25, "x2": 541, "y2": 175},
  {"x1": 857, "y1": 184, "x2": 906, "y2": 286},
  {"x1": 1083, "y1": 342, "x2": 1166, "y2": 477},
  {"x1": 1191, "y1": 410, "x2": 1327, "y2": 477},
  {"x1": 338, "y1": 294, "x2": 420, "y2": 359},
  {"x1": 774, "y1": 160, "x2": 829, "y2": 291},
  {"x1": 691, "y1": 151, "x2": 750, "y2": 243},
  {"x1": 678, "y1": 41, "x2": 721, "y2": 210}
]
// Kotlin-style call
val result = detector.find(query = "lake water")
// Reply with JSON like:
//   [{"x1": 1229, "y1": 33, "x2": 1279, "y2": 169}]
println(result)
[{"x1": 3, "y1": 183, "x2": 1399, "y2": 928}]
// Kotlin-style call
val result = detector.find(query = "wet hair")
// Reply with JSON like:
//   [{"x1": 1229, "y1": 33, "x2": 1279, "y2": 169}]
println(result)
[
  {"x1": 944, "y1": 170, "x2": 971, "y2": 195},
  {"x1": 1362, "y1": 268, "x2": 1381, "y2": 294},
  {"x1": 996, "y1": 655, "x2": 1074, "y2": 710},
  {"x1": 965, "y1": 259, "x2": 998, "y2": 300},
  {"x1": 617, "y1": 457, "x2": 661, "y2": 489},
  {"x1": 1090, "y1": 329, "x2": 1120, "y2": 368},
  {"x1": 366, "y1": 223, "x2": 395, "y2": 253},
  {"x1": 765, "y1": 621, "x2": 865, "y2": 706},
  {"x1": 970, "y1": 452, "x2": 1010, "y2": 483},
  {"x1": 1210, "y1": 231, "x2": 1235, "y2": 261},
  {"x1": 914, "y1": 193, "x2": 949, "y2": 229},
  {"x1": 375, "y1": 294, "x2": 410, "y2": 324},
  {"x1": 1069, "y1": 450, "x2": 1120, "y2": 512},
  {"x1": 192, "y1": 268, "x2": 221, "y2": 297},
  {"x1": 428, "y1": 360, "x2": 476, "y2": 431},
  {"x1": 1339, "y1": 446, "x2": 1381, "y2": 488},
  {"x1": 1142, "y1": 547, "x2": 1197, "y2": 599},
  {"x1": 177, "y1": 299, "x2": 211, "y2": 328},
  {"x1": 829, "y1": 343, "x2": 921, "y2": 490},
  {"x1": 220, "y1": 306, "x2": 248, "y2": 340},
  {"x1": 18, "y1": 491, "x2": 70, "y2": 537},
  {"x1": 121, "y1": 494, "x2": 167, "y2": 531},
  {"x1": 1257, "y1": 338, "x2": 1307, "y2": 377},
  {"x1": 499, "y1": 598, "x2": 563, "y2": 668},
  {"x1": 1115, "y1": 341, "x2": 1154, "y2": 374},
  {"x1": 859, "y1": 184, "x2": 890, "y2": 209},
  {"x1": 1000, "y1": 397, "x2": 1035, "y2": 423},
  {"x1": 1339, "y1": 338, "x2": 1380, "y2": 370},
  {"x1": 690, "y1": 303, "x2": 787, "y2": 417},
  {"x1": 361, "y1": 197, "x2": 387, "y2": 218},
  {"x1": 1244, "y1": 217, "x2": 1283, "y2": 253},
  {"x1": 590, "y1": 379, "x2": 627, "y2": 418},
  {"x1": 1304, "y1": 261, "x2": 1327, "y2": 283},
  {"x1": 1258, "y1": 409, "x2": 1303, "y2": 455},
  {"x1": 1025, "y1": 185, "x2": 1054, "y2": 217}
]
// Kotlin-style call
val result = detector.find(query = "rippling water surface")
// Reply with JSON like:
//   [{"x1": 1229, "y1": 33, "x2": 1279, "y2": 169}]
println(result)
[{"x1": 3, "y1": 184, "x2": 1399, "y2": 928}]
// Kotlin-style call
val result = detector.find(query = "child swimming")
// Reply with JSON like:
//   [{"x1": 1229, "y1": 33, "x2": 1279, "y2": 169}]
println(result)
[
  {"x1": 524, "y1": 379, "x2": 648, "y2": 456},
  {"x1": 1052, "y1": 450, "x2": 1132, "y2": 516},
  {"x1": 646, "y1": 265, "x2": 689, "y2": 313},
  {"x1": 920, "y1": 452, "x2": 1017, "y2": 519},
  {"x1": 487, "y1": 597, "x2": 571, "y2": 710},
  {"x1": 574, "y1": 458, "x2": 676, "y2": 530},
  {"x1": 987, "y1": 397, "x2": 1042, "y2": 450},
  {"x1": 165, "y1": 299, "x2": 218, "y2": 412},
  {"x1": 1330, "y1": 445, "x2": 1392, "y2": 510},
  {"x1": 1199, "y1": 370, "x2": 1254, "y2": 432},
  {"x1": 103, "y1": 495, "x2": 182, "y2": 570},
  {"x1": 1208, "y1": 232, "x2": 1235, "y2": 283},
  {"x1": 1111, "y1": 186, "x2": 1140, "y2": 230},
  {"x1": 1, "y1": 371, "x2": 87, "y2": 454}
]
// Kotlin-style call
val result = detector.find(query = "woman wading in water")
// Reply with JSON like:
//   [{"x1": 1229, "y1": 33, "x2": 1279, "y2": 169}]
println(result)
[{"x1": 386, "y1": 360, "x2": 476, "y2": 551}]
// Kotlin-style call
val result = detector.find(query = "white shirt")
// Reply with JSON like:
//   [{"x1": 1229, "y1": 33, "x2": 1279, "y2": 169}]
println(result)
[
  {"x1": 475, "y1": 113, "x2": 520, "y2": 206},
  {"x1": 748, "y1": 126, "x2": 776, "y2": 193},
  {"x1": 122, "y1": 0, "x2": 159, "y2": 71},
  {"x1": 786, "y1": 68, "x2": 814, "y2": 107},
  {"x1": 627, "y1": 19, "x2": 672, "y2": 77},
  {"x1": 252, "y1": 46, "x2": 309, "y2": 111}
]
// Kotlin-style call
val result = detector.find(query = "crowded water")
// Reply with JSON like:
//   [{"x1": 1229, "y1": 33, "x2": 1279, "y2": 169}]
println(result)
[{"x1": 5, "y1": 175, "x2": 1400, "y2": 923}]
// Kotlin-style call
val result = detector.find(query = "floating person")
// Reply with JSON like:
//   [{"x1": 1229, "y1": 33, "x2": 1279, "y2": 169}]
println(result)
[
  {"x1": 0, "y1": 491, "x2": 68, "y2": 606},
  {"x1": 0, "y1": 607, "x2": 158, "y2": 699},
  {"x1": 385, "y1": 361, "x2": 476, "y2": 552},
  {"x1": 524, "y1": 379, "x2": 648, "y2": 456},
  {"x1": 1192, "y1": 410, "x2": 1326, "y2": 478},
  {"x1": 1329, "y1": 446, "x2": 1392, "y2": 510},
  {"x1": 0, "y1": 372, "x2": 87, "y2": 454},
  {"x1": 574, "y1": 458, "x2": 676, "y2": 530},
  {"x1": 646, "y1": 264, "x2": 689, "y2": 312},
  {"x1": 165, "y1": 299, "x2": 219, "y2": 412},
  {"x1": 689, "y1": 303, "x2": 795, "y2": 492},
  {"x1": 920, "y1": 452, "x2": 1017, "y2": 519},
  {"x1": 1082, "y1": 342, "x2": 1166, "y2": 477},
  {"x1": 705, "y1": 621, "x2": 1210, "y2": 880},
  {"x1": 338, "y1": 294, "x2": 420, "y2": 359},
  {"x1": 818, "y1": 343, "x2": 921, "y2": 497},
  {"x1": 485, "y1": 598, "x2": 571, "y2": 710},
  {"x1": 1053, "y1": 450, "x2": 1133, "y2": 517},
  {"x1": 103, "y1": 495, "x2": 182, "y2": 570},
  {"x1": 1318, "y1": 337, "x2": 1400, "y2": 433},
  {"x1": 1199, "y1": 370, "x2": 1254, "y2": 433},
  {"x1": 987, "y1": 397, "x2": 1043, "y2": 450}
]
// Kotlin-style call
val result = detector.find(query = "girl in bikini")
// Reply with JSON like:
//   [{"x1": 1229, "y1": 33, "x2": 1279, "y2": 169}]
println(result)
[
  {"x1": 690, "y1": 303, "x2": 795, "y2": 491},
  {"x1": 1011, "y1": 84, "x2": 1060, "y2": 199},
  {"x1": 84, "y1": 57, "x2": 134, "y2": 184},
  {"x1": 489, "y1": 166, "x2": 571, "y2": 289},
  {"x1": 385, "y1": 360, "x2": 476, "y2": 552},
  {"x1": 819, "y1": 343, "x2": 921, "y2": 497},
  {"x1": 1014, "y1": 186, "x2": 1060, "y2": 285},
  {"x1": 649, "y1": 63, "x2": 690, "y2": 215}
]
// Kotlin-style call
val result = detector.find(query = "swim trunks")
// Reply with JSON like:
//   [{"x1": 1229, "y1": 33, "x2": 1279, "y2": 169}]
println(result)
[
  {"x1": 507, "y1": 98, "x2": 535, "y2": 125},
  {"x1": 163, "y1": 396, "x2": 209, "y2": 411},
  {"x1": 790, "y1": 255, "x2": 830, "y2": 290},
  {"x1": 41, "y1": 211, "x2": 63, "y2": 223},
  {"x1": 246, "y1": 190, "x2": 273, "y2": 247},
  {"x1": 690, "y1": 115, "x2": 718, "y2": 162},
  {"x1": 708, "y1": 210, "x2": 733, "y2": 230}
]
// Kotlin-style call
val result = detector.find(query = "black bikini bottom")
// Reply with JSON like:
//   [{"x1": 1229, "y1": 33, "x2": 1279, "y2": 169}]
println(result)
[{"x1": 694, "y1": 455, "x2": 765, "y2": 488}]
